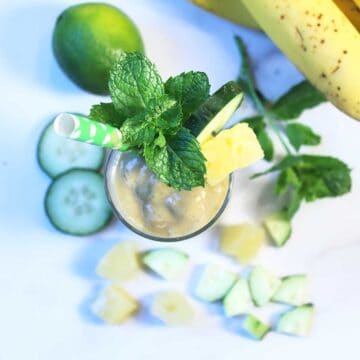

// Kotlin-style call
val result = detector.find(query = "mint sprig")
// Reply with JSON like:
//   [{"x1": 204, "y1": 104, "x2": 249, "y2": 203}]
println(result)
[
  {"x1": 235, "y1": 35, "x2": 352, "y2": 244},
  {"x1": 90, "y1": 53, "x2": 208, "y2": 190}
]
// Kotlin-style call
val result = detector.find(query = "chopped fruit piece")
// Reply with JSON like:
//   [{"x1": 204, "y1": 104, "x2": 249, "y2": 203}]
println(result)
[
  {"x1": 276, "y1": 304, "x2": 315, "y2": 336},
  {"x1": 264, "y1": 211, "x2": 292, "y2": 247},
  {"x1": 223, "y1": 278, "x2": 253, "y2": 317},
  {"x1": 142, "y1": 248, "x2": 189, "y2": 280},
  {"x1": 195, "y1": 264, "x2": 237, "y2": 302},
  {"x1": 201, "y1": 123, "x2": 263, "y2": 186},
  {"x1": 96, "y1": 241, "x2": 140, "y2": 282},
  {"x1": 241, "y1": 314, "x2": 271, "y2": 340},
  {"x1": 151, "y1": 291, "x2": 194, "y2": 326},
  {"x1": 220, "y1": 223, "x2": 265, "y2": 264},
  {"x1": 272, "y1": 275, "x2": 308, "y2": 306},
  {"x1": 249, "y1": 266, "x2": 281, "y2": 307},
  {"x1": 92, "y1": 284, "x2": 139, "y2": 324}
]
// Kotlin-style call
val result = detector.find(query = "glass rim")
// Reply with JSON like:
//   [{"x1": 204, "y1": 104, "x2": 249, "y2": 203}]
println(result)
[{"x1": 104, "y1": 150, "x2": 233, "y2": 242}]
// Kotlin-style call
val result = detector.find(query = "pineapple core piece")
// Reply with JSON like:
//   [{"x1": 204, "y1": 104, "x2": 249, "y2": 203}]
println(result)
[
  {"x1": 92, "y1": 284, "x2": 139, "y2": 324},
  {"x1": 151, "y1": 291, "x2": 194, "y2": 326},
  {"x1": 220, "y1": 223, "x2": 265, "y2": 264},
  {"x1": 96, "y1": 241, "x2": 140, "y2": 282}
]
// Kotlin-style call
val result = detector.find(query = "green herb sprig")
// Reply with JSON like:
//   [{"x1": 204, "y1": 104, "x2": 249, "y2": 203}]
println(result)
[
  {"x1": 235, "y1": 35, "x2": 352, "y2": 245},
  {"x1": 89, "y1": 53, "x2": 210, "y2": 190}
]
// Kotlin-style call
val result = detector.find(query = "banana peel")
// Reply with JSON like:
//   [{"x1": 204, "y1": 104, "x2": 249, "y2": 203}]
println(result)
[
  {"x1": 191, "y1": 0, "x2": 260, "y2": 30},
  {"x1": 192, "y1": 0, "x2": 360, "y2": 121}
]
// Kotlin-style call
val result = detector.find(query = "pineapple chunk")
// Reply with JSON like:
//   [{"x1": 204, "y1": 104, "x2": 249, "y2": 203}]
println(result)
[
  {"x1": 201, "y1": 123, "x2": 263, "y2": 186},
  {"x1": 151, "y1": 291, "x2": 194, "y2": 326},
  {"x1": 96, "y1": 241, "x2": 140, "y2": 282},
  {"x1": 92, "y1": 284, "x2": 139, "y2": 324},
  {"x1": 220, "y1": 223, "x2": 265, "y2": 264}
]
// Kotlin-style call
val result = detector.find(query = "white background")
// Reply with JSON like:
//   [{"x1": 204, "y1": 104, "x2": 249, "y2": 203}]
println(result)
[{"x1": 0, "y1": 1, "x2": 359, "y2": 359}]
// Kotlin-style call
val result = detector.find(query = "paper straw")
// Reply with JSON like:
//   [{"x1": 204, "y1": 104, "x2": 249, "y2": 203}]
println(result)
[{"x1": 54, "y1": 113, "x2": 128, "y2": 151}]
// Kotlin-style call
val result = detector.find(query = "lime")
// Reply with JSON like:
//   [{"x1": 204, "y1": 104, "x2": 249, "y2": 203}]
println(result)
[{"x1": 52, "y1": 3, "x2": 144, "y2": 94}]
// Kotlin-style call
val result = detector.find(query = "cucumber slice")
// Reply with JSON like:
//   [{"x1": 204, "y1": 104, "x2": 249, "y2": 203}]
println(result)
[
  {"x1": 45, "y1": 169, "x2": 112, "y2": 235},
  {"x1": 37, "y1": 121, "x2": 105, "y2": 177},
  {"x1": 195, "y1": 264, "x2": 237, "y2": 302},
  {"x1": 276, "y1": 304, "x2": 315, "y2": 336},
  {"x1": 241, "y1": 314, "x2": 271, "y2": 340},
  {"x1": 249, "y1": 266, "x2": 281, "y2": 307},
  {"x1": 142, "y1": 248, "x2": 189, "y2": 280},
  {"x1": 185, "y1": 81, "x2": 243, "y2": 144},
  {"x1": 223, "y1": 278, "x2": 253, "y2": 317},
  {"x1": 264, "y1": 211, "x2": 292, "y2": 247},
  {"x1": 151, "y1": 291, "x2": 194, "y2": 326},
  {"x1": 272, "y1": 275, "x2": 308, "y2": 306},
  {"x1": 96, "y1": 241, "x2": 140, "y2": 282}
]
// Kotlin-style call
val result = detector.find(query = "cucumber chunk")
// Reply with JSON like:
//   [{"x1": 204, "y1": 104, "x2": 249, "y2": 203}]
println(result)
[
  {"x1": 264, "y1": 211, "x2": 292, "y2": 247},
  {"x1": 96, "y1": 241, "x2": 140, "y2": 282},
  {"x1": 223, "y1": 278, "x2": 253, "y2": 317},
  {"x1": 45, "y1": 169, "x2": 112, "y2": 235},
  {"x1": 195, "y1": 264, "x2": 237, "y2": 302},
  {"x1": 37, "y1": 121, "x2": 105, "y2": 177},
  {"x1": 272, "y1": 275, "x2": 308, "y2": 306},
  {"x1": 276, "y1": 304, "x2": 315, "y2": 336},
  {"x1": 142, "y1": 248, "x2": 189, "y2": 280},
  {"x1": 241, "y1": 314, "x2": 271, "y2": 340},
  {"x1": 151, "y1": 291, "x2": 194, "y2": 326},
  {"x1": 92, "y1": 284, "x2": 139, "y2": 324},
  {"x1": 249, "y1": 266, "x2": 281, "y2": 307},
  {"x1": 185, "y1": 81, "x2": 243, "y2": 143}
]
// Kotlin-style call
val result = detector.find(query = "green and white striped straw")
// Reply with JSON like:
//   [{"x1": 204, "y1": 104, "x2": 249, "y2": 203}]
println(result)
[{"x1": 54, "y1": 113, "x2": 128, "y2": 151}]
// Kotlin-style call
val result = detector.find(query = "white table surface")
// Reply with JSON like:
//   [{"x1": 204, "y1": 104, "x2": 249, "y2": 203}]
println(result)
[{"x1": 1, "y1": 1, "x2": 359, "y2": 359}]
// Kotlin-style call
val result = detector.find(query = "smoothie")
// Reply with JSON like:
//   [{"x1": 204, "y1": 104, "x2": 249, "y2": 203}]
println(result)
[{"x1": 105, "y1": 151, "x2": 230, "y2": 240}]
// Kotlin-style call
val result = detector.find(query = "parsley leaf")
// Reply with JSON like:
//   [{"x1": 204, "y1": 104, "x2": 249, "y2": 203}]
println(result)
[
  {"x1": 109, "y1": 53, "x2": 164, "y2": 118},
  {"x1": 285, "y1": 123, "x2": 321, "y2": 151},
  {"x1": 89, "y1": 103, "x2": 125, "y2": 129},
  {"x1": 144, "y1": 128, "x2": 206, "y2": 190},
  {"x1": 270, "y1": 81, "x2": 326, "y2": 120},
  {"x1": 165, "y1": 71, "x2": 210, "y2": 121},
  {"x1": 243, "y1": 116, "x2": 274, "y2": 161}
]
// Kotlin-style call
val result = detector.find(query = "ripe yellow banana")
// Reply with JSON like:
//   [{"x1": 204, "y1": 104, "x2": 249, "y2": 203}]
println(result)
[
  {"x1": 191, "y1": 0, "x2": 260, "y2": 30},
  {"x1": 334, "y1": 0, "x2": 360, "y2": 31},
  {"x1": 241, "y1": 0, "x2": 360, "y2": 120},
  {"x1": 353, "y1": 0, "x2": 360, "y2": 7}
]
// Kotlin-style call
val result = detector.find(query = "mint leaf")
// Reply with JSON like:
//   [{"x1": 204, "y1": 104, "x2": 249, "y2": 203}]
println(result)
[
  {"x1": 147, "y1": 96, "x2": 182, "y2": 135},
  {"x1": 256, "y1": 155, "x2": 351, "y2": 201},
  {"x1": 165, "y1": 71, "x2": 210, "y2": 120},
  {"x1": 275, "y1": 167, "x2": 301, "y2": 195},
  {"x1": 89, "y1": 103, "x2": 125, "y2": 129},
  {"x1": 285, "y1": 123, "x2": 321, "y2": 151},
  {"x1": 144, "y1": 128, "x2": 206, "y2": 190},
  {"x1": 252, "y1": 155, "x2": 300, "y2": 178},
  {"x1": 235, "y1": 36, "x2": 263, "y2": 113},
  {"x1": 243, "y1": 116, "x2": 274, "y2": 161},
  {"x1": 120, "y1": 113, "x2": 157, "y2": 146},
  {"x1": 109, "y1": 53, "x2": 164, "y2": 118},
  {"x1": 296, "y1": 155, "x2": 351, "y2": 201},
  {"x1": 270, "y1": 81, "x2": 326, "y2": 120},
  {"x1": 285, "y1": 191, "x2": 302, "y2": 219}
]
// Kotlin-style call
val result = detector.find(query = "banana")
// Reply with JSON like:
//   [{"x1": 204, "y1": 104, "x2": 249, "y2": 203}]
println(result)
[
  {"x1": 334, "y1": 0, "x2": 360, "y2": 31},
  {"x1": 241, "y1": 0, "x2": 360, "y2": 120},
  {"x1": 354, "y1": 0, "x2": 360, "y2": 8},
  {"x1": 191, "y1": 0, "x2": 260, "y2": 30}
]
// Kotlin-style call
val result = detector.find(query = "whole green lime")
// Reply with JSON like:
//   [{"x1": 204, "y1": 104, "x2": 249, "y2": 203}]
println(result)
[{"x1": 52, "y1": 3, "x2": 144, "y2": 94}]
